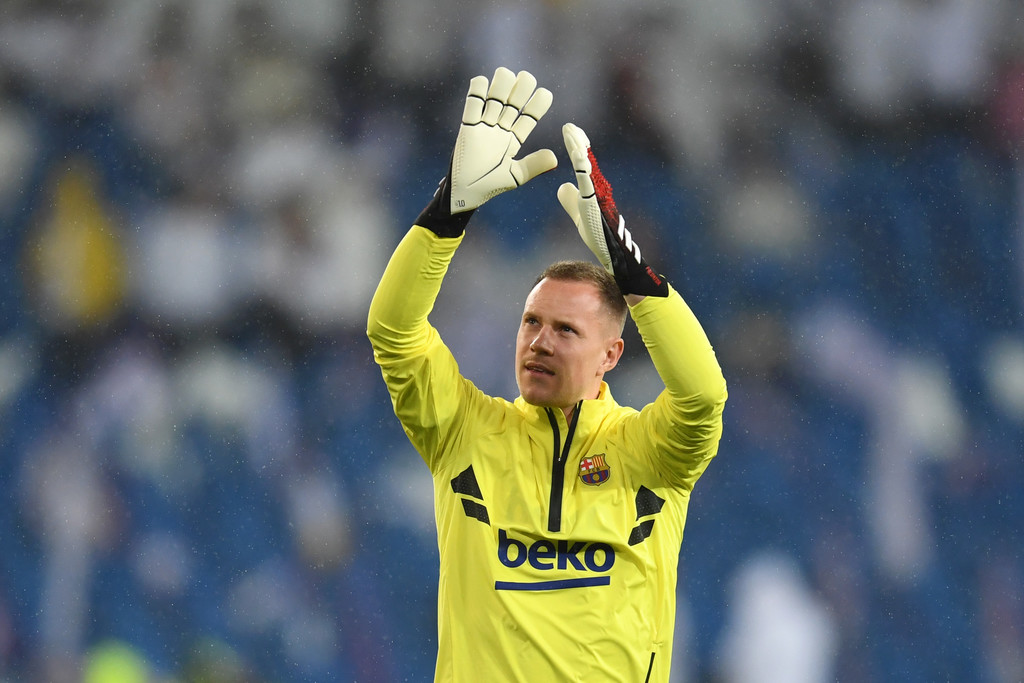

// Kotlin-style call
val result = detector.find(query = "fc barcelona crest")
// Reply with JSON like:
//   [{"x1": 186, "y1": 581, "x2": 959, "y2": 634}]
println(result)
[{"x1": 579, "y1": 454, "x2": 611, "y2": 486}]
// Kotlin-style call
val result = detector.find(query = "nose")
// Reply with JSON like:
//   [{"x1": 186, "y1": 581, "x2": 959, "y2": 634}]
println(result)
[{"x1": 530, "y1": 327, "x2": 553, "y2": 354}]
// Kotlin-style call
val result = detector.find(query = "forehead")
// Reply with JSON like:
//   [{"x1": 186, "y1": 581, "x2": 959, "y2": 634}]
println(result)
[{"x1": 524, "y1": 278, "x2": 605, "y2": 319}]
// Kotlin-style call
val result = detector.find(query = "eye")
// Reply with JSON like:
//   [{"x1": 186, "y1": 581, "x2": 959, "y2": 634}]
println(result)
[{"x1": 560, "y1": 324, "x2": 577, "y2": 335}]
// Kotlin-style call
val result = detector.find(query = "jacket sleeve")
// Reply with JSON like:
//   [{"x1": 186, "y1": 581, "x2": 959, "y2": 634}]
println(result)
[
  {"x1": 628, "y1": 285, "x2": 728, "y2": 490},
  {"x1": 366, "y1": 225, "x2": 470, "y2": 469}
]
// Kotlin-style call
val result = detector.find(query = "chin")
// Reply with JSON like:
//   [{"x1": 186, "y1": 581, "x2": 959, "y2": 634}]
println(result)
[
  {"x1": 518, "y1": 387, "x2": 550, "y2": 408},
  {"x1": 519, "y1": 392, "x2": 544, "y2": 407}
]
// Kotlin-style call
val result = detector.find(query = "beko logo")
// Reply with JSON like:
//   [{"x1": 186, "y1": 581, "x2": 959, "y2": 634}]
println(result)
[{"x1": 497, "y1": 529, "x2": 615, "y2": 572}]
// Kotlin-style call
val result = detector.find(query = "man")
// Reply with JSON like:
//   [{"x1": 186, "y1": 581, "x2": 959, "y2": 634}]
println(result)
[{"x1": 366, "y1": 67, "x2": 727, "y2": 682}]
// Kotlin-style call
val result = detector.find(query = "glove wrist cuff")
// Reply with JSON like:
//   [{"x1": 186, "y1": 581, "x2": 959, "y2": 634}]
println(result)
[
  {"x1": 615, "y1": 267, "x2": 670, "y2": 298},
  {"x1": 416, "y1": 175, "x2": 474, "y2": 239},
  {"x1": 602, "y1": 220, "x2": 669, "y2": 298}
]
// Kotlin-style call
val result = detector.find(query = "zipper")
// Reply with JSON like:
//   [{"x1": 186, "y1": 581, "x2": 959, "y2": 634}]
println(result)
[
  {"x1": 545, "y1": 402, "x2": 581, "y2": 533},
  {"x1": 644, "y1": 652, "x2": 655, "y2": 682}
]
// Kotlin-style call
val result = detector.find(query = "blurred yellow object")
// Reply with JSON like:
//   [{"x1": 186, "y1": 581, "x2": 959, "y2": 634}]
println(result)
[
  {"x1": 83, "y1": 640, "x2": 150, "y2": 683},
  {"x1": 26, "y1": 160, "x2": 126, "y2": 328}
]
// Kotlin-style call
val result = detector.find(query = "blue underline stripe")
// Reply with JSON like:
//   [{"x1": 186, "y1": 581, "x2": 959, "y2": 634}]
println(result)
[{"x1": 494, "y1": 576, "x2": 611, "y2": 591}]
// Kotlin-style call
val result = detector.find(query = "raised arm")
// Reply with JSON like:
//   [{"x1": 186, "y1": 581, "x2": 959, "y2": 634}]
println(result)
[
  {"x1": 367, "y1": 67, "x2": 558, "y2": 464},
  {"x1": 556, "y1": 122, "x2": 727, "y2": 486}
]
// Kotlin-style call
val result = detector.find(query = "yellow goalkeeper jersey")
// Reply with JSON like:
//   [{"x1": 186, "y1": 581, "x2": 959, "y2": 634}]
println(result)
[{"x1": 367, "y1": 227, "x2": 726, "y2": 683}]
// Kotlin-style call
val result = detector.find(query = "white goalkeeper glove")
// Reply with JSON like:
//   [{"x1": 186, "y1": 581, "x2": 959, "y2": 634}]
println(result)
[
  {"x1": 417, "y1": 67, "x2": 558, "y2": 237},
  {"x1": 557, "y1": 123, "x2": 668, "y2": 297}
]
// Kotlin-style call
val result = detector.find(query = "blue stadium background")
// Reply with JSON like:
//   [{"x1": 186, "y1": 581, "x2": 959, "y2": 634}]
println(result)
[{"x1": 0, "y1": 1, "x2": 1022, "y2": 681}]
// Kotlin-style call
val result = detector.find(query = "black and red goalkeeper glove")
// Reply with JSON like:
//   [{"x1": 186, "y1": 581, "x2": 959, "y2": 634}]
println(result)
[{"x1": 556, "y1": 123, "x2": 669, "y2": 298}]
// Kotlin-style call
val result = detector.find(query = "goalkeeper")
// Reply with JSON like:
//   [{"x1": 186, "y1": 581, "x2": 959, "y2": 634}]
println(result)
[{"x1": 367, "y1": 67, "x2": 727, "y2": 683}]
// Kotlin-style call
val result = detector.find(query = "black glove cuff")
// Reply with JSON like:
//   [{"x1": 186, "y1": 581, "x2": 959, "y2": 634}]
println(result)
[
  {"x1": 605, "y1": 222, "x2": 670, "y2": 298},
  {"x1": 618, "y1": 266, "x2": 670, "y2": 298},
  {"x1": 416, "y1": 174, "x2": 474, "y2": 239}
]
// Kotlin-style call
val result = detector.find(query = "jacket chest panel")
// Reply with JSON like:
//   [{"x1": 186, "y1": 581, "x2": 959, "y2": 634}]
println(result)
[{"x1": 455, "y1": 428, "x2": 638, "y2": 545}]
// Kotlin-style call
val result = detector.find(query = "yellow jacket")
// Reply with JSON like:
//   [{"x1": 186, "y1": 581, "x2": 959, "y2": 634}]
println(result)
[{"x1": 367, "y1": 226, "x2": 727, "y2": 682}]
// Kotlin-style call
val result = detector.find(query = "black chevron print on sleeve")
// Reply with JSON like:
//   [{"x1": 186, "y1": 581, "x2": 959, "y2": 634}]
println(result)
[
  {"x1": 451, "y1": 465, "x2": 489, "y2": 525},
  {"x1": 451, "y1": 465, "x2": 483, "y2": 497},
  {"x1": 628, "y1": 519, "x2": 656, "y2": 545},
  {"x1": 628, "y1": 486, "x2": 665, "y2": 546},
  {"x1": 461, "y1": 499, "x2": 490, "y2": 524},
  {"x1": 635, "y1": 486, "x2": 665, "y2": 518}
]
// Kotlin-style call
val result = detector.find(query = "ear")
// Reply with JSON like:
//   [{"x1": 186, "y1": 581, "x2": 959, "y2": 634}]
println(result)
[{"x1": 599, "y1": 337, "x2": 625, "y2": 374}]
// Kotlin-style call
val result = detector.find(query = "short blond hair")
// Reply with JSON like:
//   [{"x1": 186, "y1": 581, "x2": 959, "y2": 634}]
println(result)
[{"x1": 534, "y1": 260, "x2": 627, "y2": 334}]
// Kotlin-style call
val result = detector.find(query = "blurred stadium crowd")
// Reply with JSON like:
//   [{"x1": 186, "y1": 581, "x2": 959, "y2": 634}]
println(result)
[{"x1": 0, "y1": 0, "x2": 1022, "y2": 681}]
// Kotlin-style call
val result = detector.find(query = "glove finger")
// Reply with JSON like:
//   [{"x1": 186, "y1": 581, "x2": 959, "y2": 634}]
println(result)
[
  {"x1": 556, "y1": 183, "x2": 582, "y2": 226},
  {"x1": 499, "y1": 71, "x2": 536, "y2": 130},
  {"x1": 510, "y1": 148, "x2": 558, "y2": 186},
  {"x1": 560, "y1": 184, "x2": 613, "y2": 272},
  {"x1": 483, "y1": 67, "x2": 516, "y2": 125},
  {"x1": 573, "y1": 156, "x2": 595, "y2": 197},
  {"x1": 512, "y1": 87, "x2": 552, "y2": 144},
  {"x1": 521, "y1": 86, "x2": 553, "y2": 120},
  {"x1": 462, "y1": 75, "x2": 489, "y2": 125},
  {"x1": 561, "y1": 123, "x2": 591, "y2": 163},
  {"x1": 511, "y1": 87, "x2": 553, "y2": 144},
  {"x1": 561, "y1": 123, "x2": 595, "y2": 196},
  {"x1": 506, "y1": 71, "x2": 538, "y2": 110}
]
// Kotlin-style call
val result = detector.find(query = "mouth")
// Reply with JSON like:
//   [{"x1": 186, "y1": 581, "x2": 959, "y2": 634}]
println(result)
[{"x1": 524, "y1": 361, "x2": 555, "y2": 376}]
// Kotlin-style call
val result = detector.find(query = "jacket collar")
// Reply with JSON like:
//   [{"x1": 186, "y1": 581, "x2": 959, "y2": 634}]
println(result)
[{"x1": 513, "y1": 381, "x2": 618, "y2": 431}]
